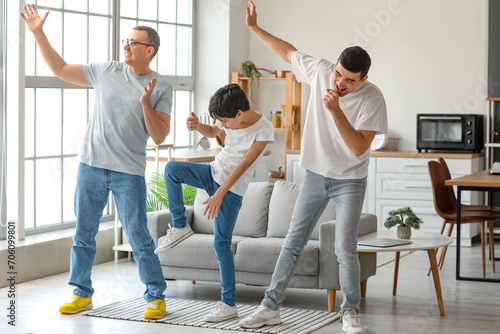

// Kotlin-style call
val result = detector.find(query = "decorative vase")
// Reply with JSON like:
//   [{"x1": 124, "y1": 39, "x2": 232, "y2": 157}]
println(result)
[{"x1": 397, "y1": 226, "x2": 412, "y2": 239}]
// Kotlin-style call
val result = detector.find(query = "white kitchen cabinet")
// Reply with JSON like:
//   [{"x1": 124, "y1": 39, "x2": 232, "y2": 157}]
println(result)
[
  {"x1": 369, "y1": 153, "x2": 484, "y2": 246},
  {"x1": 252, "y1": 155, "x2": 270, "y2": 182},
  {"x1": 286, "y1": 152, "x2": 306, "y2": 184}
]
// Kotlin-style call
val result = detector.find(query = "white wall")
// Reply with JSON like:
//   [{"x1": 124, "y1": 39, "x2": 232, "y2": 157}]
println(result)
[
  {"x1": 195, "y1": 0, "x2": 231, "y2": 118},
  {"x1": 216, "y1": 0, "x2": 488, "y2": 169}
]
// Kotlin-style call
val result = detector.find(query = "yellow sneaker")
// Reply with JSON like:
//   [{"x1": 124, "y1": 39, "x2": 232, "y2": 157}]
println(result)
[
  {"x1": 144, "y1": 299, "x2": 166, "y2": 319},
  {"x1": 59, "y1": 295, "x2": 93, "y2": 314}
]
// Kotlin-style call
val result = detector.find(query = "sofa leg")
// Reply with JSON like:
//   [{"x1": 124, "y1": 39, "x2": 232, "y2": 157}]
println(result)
[
  {"x1": 360, "y1": 279, "x2": 367, "y2": 297},
  {"x1": 327, "y1": 289, "x2": 336, "y2": 312},
  {"x1": 191, "y1": 281, "x2": 196, "y2": 284}
]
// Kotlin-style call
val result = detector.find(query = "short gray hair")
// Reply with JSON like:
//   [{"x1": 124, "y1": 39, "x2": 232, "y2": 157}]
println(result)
[{"x1": 133, "y1": 26, "x2": 160, "y2": 60}]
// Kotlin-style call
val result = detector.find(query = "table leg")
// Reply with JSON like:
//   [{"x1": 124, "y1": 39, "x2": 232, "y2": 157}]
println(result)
[
  {"x1": 456, "y1": 187, "x2": 462, "y2": 279},
  {"x1": 155, "y1": 147, "x2": 160, "y2": 174},
  {"x1": 393, "y1": 251, "x2": 400, "y2": 296},
  {"x1": 427, "y1": 248, "x2": 445, "y2": 316}
]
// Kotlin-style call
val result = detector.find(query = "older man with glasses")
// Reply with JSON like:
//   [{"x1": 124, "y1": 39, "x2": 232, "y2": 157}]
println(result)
[{"x1": 21, "y1": 4, "x2": 172, "y2": 319}]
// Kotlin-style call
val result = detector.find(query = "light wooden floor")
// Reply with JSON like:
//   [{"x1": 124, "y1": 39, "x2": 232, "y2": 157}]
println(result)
[{"x1": 1, "y1": 242, "x2": 499, "y2": 334}]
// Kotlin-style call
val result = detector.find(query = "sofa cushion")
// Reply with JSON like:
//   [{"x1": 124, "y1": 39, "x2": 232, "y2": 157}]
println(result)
[
  {"x1": 191, "y1": 189, "x2": 214, "y2": 234},
  {"x1": 234, "y1": 237, "x2": 319, "y2": 276},
  {"x1": 157, "y1": 234, "x2": 248, "y2": 270},
  {"x1": 191, "y1": 183, "x2": 274, "y2": 237},
  {"x1": 267, "y1": 181, "x2": 300, "y2": 238},
  {"x1": 267, "y1": 181, "x2": 336, "y2": 240},
  {"x1": 233, "y1": 182, "x2": 274, "y2": 238}
]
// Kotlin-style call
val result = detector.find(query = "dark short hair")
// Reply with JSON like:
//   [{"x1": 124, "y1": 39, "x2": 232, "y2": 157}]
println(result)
[
  {"x1": 338, "y1": 46, "x2": 371, "y2": 79},
  {"x1": 208, "y1": 84, "x2": 250, "y2": 119},
  {"x1": 133, "y1": 26, "x2": 160, "y2": 59}
]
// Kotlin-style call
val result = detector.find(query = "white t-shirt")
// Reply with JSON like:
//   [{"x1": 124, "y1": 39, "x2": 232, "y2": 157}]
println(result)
[
  {"x1": 210, "y1": 114, "x2": 274, "y2": 196},
  {"x1": 81, "y1": 61, "x2": 172, "y2": 176},
  {"x1": 291, "y1": 51, "x2": 388, "y2": 179}
]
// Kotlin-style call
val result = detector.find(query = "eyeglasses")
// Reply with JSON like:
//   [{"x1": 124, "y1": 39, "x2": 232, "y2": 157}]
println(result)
[{"x1": 122, "y1": 39, "x2": 152, "y2": 48}]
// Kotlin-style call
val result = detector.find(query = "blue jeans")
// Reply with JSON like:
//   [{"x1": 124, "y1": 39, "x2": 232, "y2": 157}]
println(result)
[
  {"x1": 164, "y1": 161, "x2": 243, "y2": 306},
  {"x1": 69, "y1": 163, "x2": 166, "y2": 303},
  {"x1": 262, "y1": 170, "x2": 366, "y2": 314}
]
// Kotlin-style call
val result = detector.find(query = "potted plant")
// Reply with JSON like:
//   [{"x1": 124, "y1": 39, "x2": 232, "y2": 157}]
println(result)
[
  {"x1": 240, "y1": 60, "x2": 262, "y2": 103},
  {"x1": 146, "y1": 172, "x2": 197, "y2": 212},
  {"x1": 383, "y1": 207, "x2": 423, "y2": 239}
]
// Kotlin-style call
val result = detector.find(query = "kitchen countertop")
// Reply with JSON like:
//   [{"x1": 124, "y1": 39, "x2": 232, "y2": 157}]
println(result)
[
  {"x1": 287, "y1": 149, "x2": 484, "y2": 159},
  {"x1": 147, "y1": 148, "x2": 271, "y2": 163}
]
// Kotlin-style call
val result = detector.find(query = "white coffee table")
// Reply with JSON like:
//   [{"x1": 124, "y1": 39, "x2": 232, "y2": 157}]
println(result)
[{"x1": 357, "y1": 230, "x2": 453, "y2": 316}]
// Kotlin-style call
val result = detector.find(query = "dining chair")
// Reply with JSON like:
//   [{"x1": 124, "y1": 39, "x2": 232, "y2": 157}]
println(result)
[{"x1": 428, "y1": 160, "x2": 499, "y2": 278}]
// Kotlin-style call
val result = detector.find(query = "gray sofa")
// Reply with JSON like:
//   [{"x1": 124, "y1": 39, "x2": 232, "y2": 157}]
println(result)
[{"x1": 147, "y1": 180, "x2": 377, "y2": 312}]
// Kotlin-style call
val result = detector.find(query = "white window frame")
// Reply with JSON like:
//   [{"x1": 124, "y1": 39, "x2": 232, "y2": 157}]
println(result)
[{"x1": 10, "y1": 0, "x2": 196, "y2": 236}]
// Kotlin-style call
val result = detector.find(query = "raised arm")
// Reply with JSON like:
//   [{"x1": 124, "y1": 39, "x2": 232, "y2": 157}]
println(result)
[
  {"x1": 21, "y1": 4, "x2": 88, "y2": 86},
  {"x1": 245, "y1": 1, "x2": 297, "y2": 64},
  {"x1": 140, "y1": 77, "x2": 171, "y2": 144},
  {"x1": 186, "y1": 112, "x2": 223, "y2": 138},
  {"x1": 323, "y1": 89, "x2": 376, "y2": 156}
]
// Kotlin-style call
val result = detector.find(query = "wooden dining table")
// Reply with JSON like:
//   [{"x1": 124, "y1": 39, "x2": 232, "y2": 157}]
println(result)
[{"x1": 445, "y1": 169, "x2": 500, "y2": 283}]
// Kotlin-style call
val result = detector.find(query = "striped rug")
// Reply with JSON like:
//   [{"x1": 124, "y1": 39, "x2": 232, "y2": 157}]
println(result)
[{"x1": 83, "y1": 297, "x2": 340, "y2": 334}]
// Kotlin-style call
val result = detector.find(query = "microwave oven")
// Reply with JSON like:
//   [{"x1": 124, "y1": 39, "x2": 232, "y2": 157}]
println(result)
[{"x1": 416, "y1": 114, "x2": 483, "y2": 153}]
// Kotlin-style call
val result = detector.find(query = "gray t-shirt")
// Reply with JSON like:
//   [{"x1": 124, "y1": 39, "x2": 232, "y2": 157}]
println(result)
[{"x1": 81, "y1": 61, "x2": 172, "y2": 176}]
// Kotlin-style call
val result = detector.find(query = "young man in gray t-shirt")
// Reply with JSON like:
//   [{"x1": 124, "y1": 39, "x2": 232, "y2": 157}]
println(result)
[{"x1": 21, "y1": 4, "x2": 171, "y2": 319}]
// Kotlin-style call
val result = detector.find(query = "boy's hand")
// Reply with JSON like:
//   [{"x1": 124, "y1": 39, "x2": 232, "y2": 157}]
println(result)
[
  {"x1": 140, "y1": 77, "x2": 156, "y2": 105},
  {"x1": 187, "y1": 112, "x2": 200, "y2": 131},
  {"x1": 21, "y1": 4, "x2": 50, "y2": 34},
  {"x1": 203, "y1": 191, "x2": 224, "y2": 220},
  {"x1": 323, "y1": 89, "x2": 340, "y2": 115}
]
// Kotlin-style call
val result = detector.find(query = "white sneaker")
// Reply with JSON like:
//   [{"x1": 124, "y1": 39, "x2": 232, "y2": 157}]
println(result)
[
  {"x1": 342, "y1": 310, "x2": 366, "y2": 334},
  {"x1": 239, "y1": 304, "x2": 281, "y2": 329},
  {"x1": 154, "y1": 224, "x2": 193, "y2": 254},
  {"x1": 203, "y1": 301, "x2": 238, "y2": 322}
]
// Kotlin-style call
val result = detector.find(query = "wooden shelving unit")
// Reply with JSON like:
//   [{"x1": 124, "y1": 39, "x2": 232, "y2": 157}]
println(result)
[
  {"x1": 231, "y1": 72, "x2": 301, "y2": 181},
  {"x1": 485, "y1": 97, "x2": 500, "y2": 238},
  {"x1": 486, "y1": 97, "x2": 500, "y2": 168}
]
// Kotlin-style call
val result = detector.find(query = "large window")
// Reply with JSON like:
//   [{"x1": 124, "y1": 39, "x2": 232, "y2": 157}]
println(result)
[
  {"x1": 118, "y1": 0, "x2": 194, "y2": 148},
  {"x1": 20, "y1": 0, "x2": 194, "y2": 234}
]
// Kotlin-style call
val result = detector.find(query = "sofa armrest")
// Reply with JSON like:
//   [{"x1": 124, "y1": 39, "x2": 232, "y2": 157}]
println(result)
[
  {"x1": 318, "y1": 213, "x2": 378, "y2": 289},
  {"x1": 357, "y1": 213, "x2": 378, "y2": 282},
  {"x1": 318, "y1": 221, "x2": 340, "y2": 289},
  {"x1": 147, "y1": 206, "x2": 195, "y2": 247},
  {"x1": 358, "y1": 213, "x2": 377, "y2": 236}
]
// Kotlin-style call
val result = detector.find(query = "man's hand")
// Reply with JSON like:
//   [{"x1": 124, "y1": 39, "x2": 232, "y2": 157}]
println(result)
[
  {"x1": 203, "y1": 190, "x2": 224, "y2": 220},
  {"x1": 140, "y1": 77, "x2": 156, "y2": 106},
  {"x1": 246, "y1": 1, "x2": 258, "y2": 30},
  {"x1": 186, "y1": 112, "x2": 200, "y2": 131},
  {"x1": 323, "y1": 89, "x2": 341, "y2": 115},
  {"x1": 20, "y1": 4, "x2": 49, "y2": 34}
]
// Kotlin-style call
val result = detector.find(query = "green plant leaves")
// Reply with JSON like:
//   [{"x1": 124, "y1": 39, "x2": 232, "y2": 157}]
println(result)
[
  {"x1": 383, "y1": 206, "x2": 424, "y2": 230},
  {"x1": 240, "y1": 60, "x2": 262, "y2": 103},
  {"x1": 146, "y1": 172, "x2": 197, "y2": 212}
]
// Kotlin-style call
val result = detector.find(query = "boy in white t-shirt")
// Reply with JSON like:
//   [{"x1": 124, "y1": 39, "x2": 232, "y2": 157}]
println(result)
[
  {"x1": 154, "y1": 84, "x2": 274, "y2": 322},
  {"x1": 239, "y1": 2, "x2": 387, "y2": 334}
]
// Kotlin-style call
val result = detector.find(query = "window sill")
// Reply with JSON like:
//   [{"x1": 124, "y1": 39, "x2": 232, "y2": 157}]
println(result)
[{"x1": 0, "y1": 221, "x2": 116, "y2": 251}]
